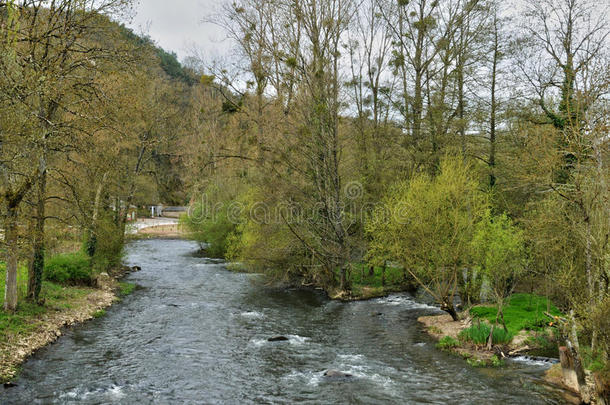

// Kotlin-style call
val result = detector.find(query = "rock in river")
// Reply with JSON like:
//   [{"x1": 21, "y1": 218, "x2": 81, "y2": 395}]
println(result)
[
  {"x1": 323, "y1": 370, "x2": 353, "y2": 378},
  {"x1": 267, "y1": 336, "x2": 289, "y2": 342}
]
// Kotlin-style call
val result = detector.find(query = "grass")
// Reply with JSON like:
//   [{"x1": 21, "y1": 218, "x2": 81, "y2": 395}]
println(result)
[
  {"x1": 92, "y1": 309, "x2": 106, "y2": 318},
  {"x1": 118, "y1": 282, "x2": 135, "y2": 297},
  {"x1": 437, "y1": 336, "x2": 459, "y2": 350},
  {"x1": 469, "y1": 293, "x2": 563, "y2": 336},
  {"x1": 0, "y1": 262, "x2": 90, "y2": 342},
  {"x1": 459, "y1": 322, "x2": 513, "y2": 345}
]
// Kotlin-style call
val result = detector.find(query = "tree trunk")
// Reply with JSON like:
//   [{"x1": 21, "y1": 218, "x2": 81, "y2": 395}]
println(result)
[
  {"x1": 566, "y1": 310, "x2": 592, "y2": 404},
  {"x1": 489, "y1": 14, "x2": 499, "y2": 188},
  {"x1": 340, "y1": 268, "x2": 345, "y2": 291},
  {"x1": 442, "y1": 302, "x2": 459, "y2": 321},
  {"x1": 487, "y1": 323, "x2": 495, "y2": 350},
  {"x1": 86, "y1": 173, "x2": 108, "y2": 257},
  {"x1": 27, "y1": 163, "x2": 46, "y2": 302},
  {"x1": 4, "y1": 206, "x2": 19, "y2": 312}
]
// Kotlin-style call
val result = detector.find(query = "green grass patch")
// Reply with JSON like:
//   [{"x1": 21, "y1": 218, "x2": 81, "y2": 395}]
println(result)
[
  {"x1": 92, "y1": 309, "x2": 106, "y2": 318},
  {"x1": 459, "y1": 322, "x2": 513, "y2": 345},
  {"x1": 436, "y1": 336, "x2": 459, "y2": 350},
  {"x1": 118, "y1": 282, "x2": 136, "y2": 296},
  {"x1": 0, "y1": 261, "x2": 90, "y2": 341},
  {"x1": 469, "y1": 293, "x2": 562, "y2": 336}
]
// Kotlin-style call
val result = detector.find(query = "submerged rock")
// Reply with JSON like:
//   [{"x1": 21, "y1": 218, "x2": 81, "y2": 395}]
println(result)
[
  {"x1": 131, "y1": 266, "x2": 142, "y2": 272},
  {"x1": 3, "y1": 382, "x2": 18, "y2": 388},
  {"x1": 267, "y1": 336, "x2": 289, "y2": 342},
  {"x1": 323, "y1": 370, "x2": 353, "y2": 378}
]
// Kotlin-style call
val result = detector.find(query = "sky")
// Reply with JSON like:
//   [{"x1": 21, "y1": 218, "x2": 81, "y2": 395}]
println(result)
[{"x1": 125, "y1": 0, "x2": 230, "y2": 62}]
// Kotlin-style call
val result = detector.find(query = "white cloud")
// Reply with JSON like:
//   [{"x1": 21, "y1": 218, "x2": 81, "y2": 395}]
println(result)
[{"x1": 125, "y1": 0, "x2": 230, "y2": 62}]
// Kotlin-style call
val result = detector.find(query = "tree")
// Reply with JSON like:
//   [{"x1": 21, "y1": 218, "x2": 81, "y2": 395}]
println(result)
[
  {"x1": 471, "y1": 210, "x2": 525, "y2": 349},
  {"x1": 0, "y1": 0, "x2": 133, "y2": 307},
  {"x1": 367, "y1": 156, "x2": 488, "y2": 320}
]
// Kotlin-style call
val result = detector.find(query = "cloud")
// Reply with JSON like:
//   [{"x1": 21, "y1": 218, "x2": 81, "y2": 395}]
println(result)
[{"x1": 126, "y1": 0, "x2": 229, "y2": 62}]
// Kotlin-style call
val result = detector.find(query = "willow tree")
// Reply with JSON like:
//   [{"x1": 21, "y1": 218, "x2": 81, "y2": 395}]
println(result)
[
  {"x1": 471, "y1": 211, "x2": 525, "y2": 349},
  {"x1": 367, "y1": 157, "x2": 488, "y2": 320}
]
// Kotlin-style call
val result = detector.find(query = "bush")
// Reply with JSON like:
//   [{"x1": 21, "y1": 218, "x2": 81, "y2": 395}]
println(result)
[
  {"x1": 91, "y1": 216, "x2": 124, "y2": 272},
  {"x1": 437, "y1": 336, "x2": 459, "y2": 350},
  {"x1": 181, "y1": 200, "x2": 237, "y2": 258},
  {"x1": 44, "y1": 252, "x2": 93, "y2": 285},
  {"x1": 459, "y1": 322, "x2": 513, "y2": 345}
]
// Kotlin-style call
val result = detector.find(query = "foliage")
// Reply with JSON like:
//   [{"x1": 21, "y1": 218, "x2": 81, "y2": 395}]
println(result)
[
  {"x1": 470, "y1": 210, "x2": 526, "y2": 333},
  {"x1": 459, "y1": 322, "x2": 513, "y2": 345},
  {"x1": 182, "y1": 199, "x2": 238, "y2": 259},
  {"x1": 91, "y1": 217, "x2": 125, "y2": 273},
  {"x1": 44, "y1": 253, "x2": 93, "y2": 285},
  {"x1": 0, "y1": 262, "x2": 89, "y2": 342},
  {"x1": 437, "y1": 336, "x2": 459, "y2": 350},
  {"x1": 156, "y1": 48, "x2": 195, "y2": 85},
  {"x1": 471, "y1": 211, "x2": 525, "y2": 295},
  {"x1": 118, "y1": 282, "x2": 136, "y2": 297},
  {"x1": 367, "y1": 156, "x2": 488, "y2": 318}
]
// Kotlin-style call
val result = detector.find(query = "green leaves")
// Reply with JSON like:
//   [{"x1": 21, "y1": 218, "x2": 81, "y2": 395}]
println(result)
[{"x1": 470, "y1": 210, "x2": 526, "y2": 295}]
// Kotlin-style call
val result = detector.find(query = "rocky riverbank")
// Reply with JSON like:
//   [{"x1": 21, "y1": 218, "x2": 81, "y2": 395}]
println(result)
[
  {"x1": 418, "y1": 313, "x2": 596, "y2": 404},
  {"x1": 0, "y1": 267, "x2": 135, "y2": 384}
]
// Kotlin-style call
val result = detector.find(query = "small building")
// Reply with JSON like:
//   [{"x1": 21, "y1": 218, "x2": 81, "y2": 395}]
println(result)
[
  {"x1": 161, "y1": 206, "x2": 187, "y2": 218},
  {"x1": 149, "y1": 204, "x2": 164, "y2": 217}
]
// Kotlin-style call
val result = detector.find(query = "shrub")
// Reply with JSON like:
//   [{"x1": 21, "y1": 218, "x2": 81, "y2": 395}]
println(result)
[
  {"x1": 44, "y1": 252, "x2": 93, "y2": 285},
  {"x1": 91, "y1": 217, "x2": 124, "y2": 272},
  {"x1": 437, "y1": 336, "x2": 459, "y2": 350},
  {"x1": 459, "y1": 322, "x2": 513, "y2": 345},
  {"x1": 181, "y1": 200, "x2": 237, "y2": 258}
]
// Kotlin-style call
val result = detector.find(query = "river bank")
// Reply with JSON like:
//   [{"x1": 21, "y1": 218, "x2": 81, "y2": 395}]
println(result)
[
  {"x1": 0, "y1": 266, "x2": 135, "y2": 384},
  {"x1": 3, "y1": 239, "x2": 568, "y2": 404},
  {"x1": 417, "y1": 312, "x2": 590, "y2": 404}
]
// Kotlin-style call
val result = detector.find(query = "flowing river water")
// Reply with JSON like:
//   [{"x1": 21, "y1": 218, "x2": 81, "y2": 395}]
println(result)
[{"x1": 3, "y1": 239, "x2": 568, "y2": 404}]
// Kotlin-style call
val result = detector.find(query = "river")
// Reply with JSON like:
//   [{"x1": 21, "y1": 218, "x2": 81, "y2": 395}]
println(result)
[{"x1": 3, "y1": 239, "x2": 566, "y2": 404}]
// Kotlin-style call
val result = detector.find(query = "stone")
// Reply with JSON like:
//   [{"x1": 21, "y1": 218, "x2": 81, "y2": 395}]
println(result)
[
  {"x1": 323, "y1": 370, "x2": 353, "y2": 378},
  {"x1": 267, "y1": 336, "x2": 289, "y2": 342}
]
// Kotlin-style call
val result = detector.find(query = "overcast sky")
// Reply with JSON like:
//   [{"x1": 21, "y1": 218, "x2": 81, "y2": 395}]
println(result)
[{"x1": 125, "y1": 0, "x2": 230, "y2": 62}]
